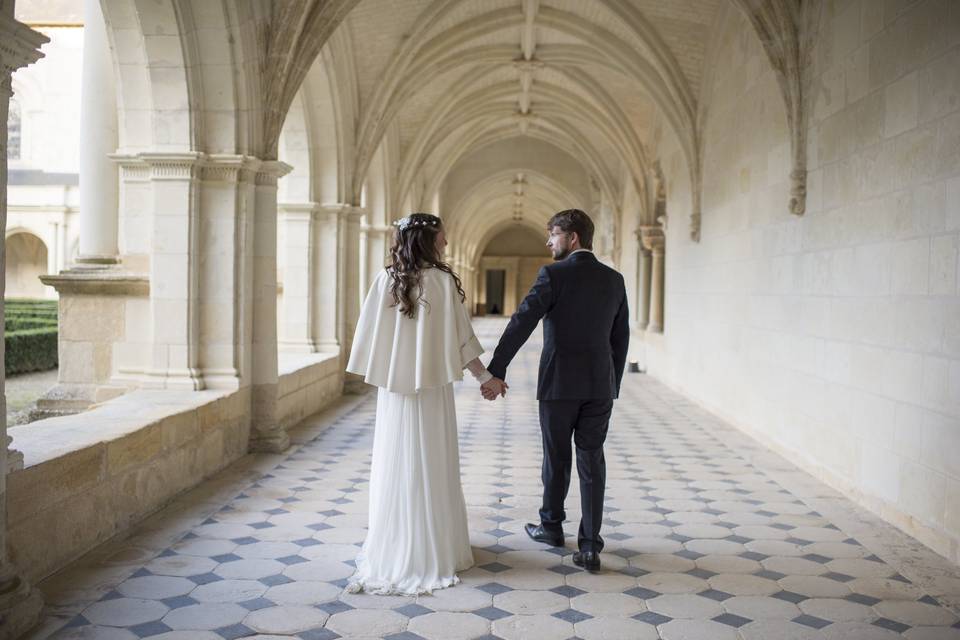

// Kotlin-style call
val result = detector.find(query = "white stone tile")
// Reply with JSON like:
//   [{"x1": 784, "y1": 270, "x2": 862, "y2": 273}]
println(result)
[
  {"x1": 190, "y1": 579, "x2": 266, "y2": 603},
  {"x1": 143, "y1": 555, "x2": 218, "y2": 577},
  {"x1": 115, "y1": 576, "x2": 195, "y2": 599},
  {"x1": 407, "y1": 612, "x2": 490, "y2": 640},
  {"x1": 571, "y1": 592, "x2": 645, "y2": 617},
  {"x1": 647, "y1": 594, "x2": 723, "y2": 619},
  {"x1": 659, "y1": 619, "x2": 739, "y2": 640},
  {"x1": 83, "y1": 598, "x2": 169, "y2": 627},
  {"x1": 162, "y1": 603, "x2": 248, "y2": 630},
  {"x1": 723, "y1": 595, "x2": 801, "y2": 620},
  {"x1": 492, "y1": 614, "x2": 574, "y2": 640},
  {"x1": 264, "y1": 580, "x2": 341, "y2": 605},
  {"x1": 575, "y1": 616, "x2": 659, "y2": 640},
  {"x1": 281, "y1": 558, "x2": 355, "y2": 581},
  {"x1": 798, "y1": 597, "x2": 875, "y2": 622},
  {"x1": 494, "y1": 590, "x2": 568, "y2": 615},
  {"x1": 326, "y1": 608, "x2": 406, "y2": 637},
  {"x1": 213, "y1": 559, "x2": 285, "y2": 580},
  {"x1": 636, "y1": 572, "x2": 709, "y2": 595},
  {"x1": 244, "y1": 605, "x2": 330, "y2": 634}
]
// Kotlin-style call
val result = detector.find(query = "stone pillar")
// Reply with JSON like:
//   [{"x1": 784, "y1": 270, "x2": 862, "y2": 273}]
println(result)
[
  {"x1": 278, "y1": 203, "x2": 318, "y2": 353},
  {"x1": 640, "y1": 228, "x2": 665, "y2": 334},
  {"x1": 46, "y1": 222, "x2": 58, "y2": 276},
  {"x1": 57, "y1": 218, "x2": 67, "y2": 270},
  {"x1": 312, "y1": 205, "x2": 343, "y2": 353},
  {"x1": 76, "y1": 0, "x2": 118, "y2": 265},
  {"x1": 194, "y1": 155, "x2": 259, "y2": 390},
  {"x1": 363, "y1": 224, "x2": 392, "y2": 290},
  {"x1": 0, "y1": 7, "x2": 48, "y2": 637},
  {"x1": 637, "y1": 232, "x2": 652, "y2": 330},
  {"x1": 141, "y1": 153, "x2": 205, "y2": 390},
  {"x1": 249, "y1": 162, "x2": 292, "y2": 453},
  {"x1": 341, "y1": 206, "x2": 364, "y2": 355}
]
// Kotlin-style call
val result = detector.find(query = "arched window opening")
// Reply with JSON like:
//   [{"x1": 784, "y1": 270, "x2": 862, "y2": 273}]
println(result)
[{"x1": 7, "y1": 96, "x2": 21, "y2": 160}]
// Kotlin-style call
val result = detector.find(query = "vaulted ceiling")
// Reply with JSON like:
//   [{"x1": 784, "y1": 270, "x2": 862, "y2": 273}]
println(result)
[{"x1": 282, "y1": 0, "x2": 733, "y2": 262}]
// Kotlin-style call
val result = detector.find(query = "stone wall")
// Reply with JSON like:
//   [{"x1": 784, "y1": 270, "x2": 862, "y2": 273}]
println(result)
[
  {"x1": 646, "y1": 1, "x2": 960, "y2": 563},
  {"x1": 8, "y1": 348, "x2": 349, "y2": 583},
  {"x1": 277, "y1": 353, "x2": 344, "y2": 431},
  {"x1": 8, "y1": 388, "x2": 252, "y2": 583}
]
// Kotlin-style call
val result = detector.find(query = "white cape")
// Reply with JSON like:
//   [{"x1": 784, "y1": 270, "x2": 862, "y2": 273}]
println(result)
[{"x1": 346, "y1": 268, "x2": 483, "y2": 394}]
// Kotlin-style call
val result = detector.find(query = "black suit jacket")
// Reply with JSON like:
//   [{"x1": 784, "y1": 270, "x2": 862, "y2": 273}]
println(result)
[{"x1": 488, "y1": 251, "x2": 630, "y2": 401}]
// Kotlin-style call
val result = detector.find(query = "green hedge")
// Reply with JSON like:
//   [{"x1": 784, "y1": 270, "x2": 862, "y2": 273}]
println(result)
[
  {"x1": 5, "y1": 328, "x2": 58, "y2": 375},
  {"x1": 4, "y1": 299, "x2": 59, "y2": 375},
  {"x1": 5, "y1": 318, "x2": 56, "y2": 332}
]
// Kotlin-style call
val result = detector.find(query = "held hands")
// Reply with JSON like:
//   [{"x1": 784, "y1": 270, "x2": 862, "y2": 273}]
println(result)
[{"x1": 481, "y1": 377, "x2": 508, "y2": 401}]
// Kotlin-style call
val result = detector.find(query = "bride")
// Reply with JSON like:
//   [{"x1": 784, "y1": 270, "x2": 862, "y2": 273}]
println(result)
[{"x1": 345, "y1": 212, "x2": 500, "y2": 595}]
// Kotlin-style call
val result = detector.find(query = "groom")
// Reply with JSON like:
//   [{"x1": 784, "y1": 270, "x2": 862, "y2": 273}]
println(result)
[{"x1": 482, "y1": 209, "x2": 629, "y2": 572}]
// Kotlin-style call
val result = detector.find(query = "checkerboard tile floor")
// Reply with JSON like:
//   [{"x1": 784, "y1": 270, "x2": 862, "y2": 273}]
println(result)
[{"x1": 29, "y1": 319, "x2": 960, "y2": 639}]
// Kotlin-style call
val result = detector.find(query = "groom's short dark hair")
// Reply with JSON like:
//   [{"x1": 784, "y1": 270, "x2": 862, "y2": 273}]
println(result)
[{"x1": 547, "y1": 209, "x2": 594, "y2": 249}]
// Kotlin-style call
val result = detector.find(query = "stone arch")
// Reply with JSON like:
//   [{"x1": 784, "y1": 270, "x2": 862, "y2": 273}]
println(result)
[
  {"x1": 726, "y1": 0, "x2": 821, "y2": 217},
  {"x1": 100, "y1": 0, "x2": 196, "y2": 152},
  {"x1": 278, "y1": 90, "x2": 312, "y2": 204},
  {"x1": 5, "y1": 231, "x2": 49, "y2": 299},
  {"x1": 299, "y1": 35, "x2": 358, "y2": 206}
]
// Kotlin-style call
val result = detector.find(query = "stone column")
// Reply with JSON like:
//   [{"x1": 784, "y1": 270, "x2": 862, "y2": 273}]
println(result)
[
  {"x1": 0, "y1": 7, "x2": 48, "y2": 637},
  {"x1": 141, "y1": 153, "x2": 205, "y2": 390},
  {"x1": 364, "y1": 224, "x2": 392, "y2": 289},
  {"x1": 57, "y1": 218, "x2": 67, "y2": 270},
  {"x1": 341, "y1": 206, "x2": 365, "y2": 355},
  {"x1": 46, "y1": 221, "x2": 59, "y2": 276},
  {"x1": 278, "y1": 203, "x2": 318, "y2": 353},
  {"x1": 636, "y1": 230, "x2": 652, "y2": 330},
  {"x1": 249, "y1": 161, "x2": 292, "y2": 453},
  {"x1": 76, "y1": 0, "x2": 118, "y2": 265},
  {"x1": 640, "y1": 228, "x2": 665, "y2": 334},
  {"x1": 312, "y1": 205, "x2": 343, "y2": 353}
]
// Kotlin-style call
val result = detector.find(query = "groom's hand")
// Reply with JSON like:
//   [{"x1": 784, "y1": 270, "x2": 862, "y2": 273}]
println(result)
[{"x1": 481, "y1": 378, "x2": 508, "y2": 400}]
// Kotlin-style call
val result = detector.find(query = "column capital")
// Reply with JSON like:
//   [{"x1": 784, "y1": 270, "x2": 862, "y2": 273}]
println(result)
[
  {"x1": 318, "y1": 203, "x2": 355, "y2": 216},
  {"x1": 202, "y1": 154, "x2": 261, "y2": 183},
  {"x1": 279, "y1": 202, "x2": 320, "y2": 222},
  {"x1": 256, "y1": 160, "x2": 293, "y2": 186},
  {"x1": 638, "y1": 225, "x2": 665, "y2": 252},
  {"x1": 109, "y1": 152, "x2": 283, "y2": 185},
  {"x1": 134, "y1": 152, "x2": 206, "y2": 181},
  {"x1": 342, "y1": 205, "x2": 366, "y2": 222},
  {"x1": 0, "y1": 15, "x2": 48, "y2": 78}
]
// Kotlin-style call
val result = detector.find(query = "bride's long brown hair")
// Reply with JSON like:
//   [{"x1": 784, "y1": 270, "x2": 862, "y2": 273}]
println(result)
[{"x1": 388, "y1": 213, "x2": 466, "y2": 319}]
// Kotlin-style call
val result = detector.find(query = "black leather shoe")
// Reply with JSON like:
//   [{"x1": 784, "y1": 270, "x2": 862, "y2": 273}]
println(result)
[
  {"x1": 524, "y1": 523, "x2": 563, "y2": 547},
  {"x1": 573, "y1": 550, "x2": 601, "y2": 572}
]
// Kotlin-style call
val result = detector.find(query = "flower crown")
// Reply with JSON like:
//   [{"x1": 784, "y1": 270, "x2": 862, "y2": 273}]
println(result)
[{"x1": 394, "y1": 215, "x2": 440, "y2": 231}]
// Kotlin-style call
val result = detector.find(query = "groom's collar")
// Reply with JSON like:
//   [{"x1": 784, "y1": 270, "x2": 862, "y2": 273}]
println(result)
[{"x1": 566, "y1": 249, "x2": 596, "y2": 261}]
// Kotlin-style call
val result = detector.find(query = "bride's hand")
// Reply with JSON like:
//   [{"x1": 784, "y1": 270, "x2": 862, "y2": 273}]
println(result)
[{"x1": 481, "y1": 377, "x2": 508, "y2": 400}]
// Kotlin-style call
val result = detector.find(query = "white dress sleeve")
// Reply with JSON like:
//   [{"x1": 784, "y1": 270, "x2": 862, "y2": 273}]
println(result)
[{"x1": 346, "y1": 269, "x2": 484, "y2": 394}]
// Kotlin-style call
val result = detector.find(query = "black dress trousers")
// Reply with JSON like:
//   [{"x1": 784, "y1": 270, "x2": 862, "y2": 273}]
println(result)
[{"x1": 537, "y1": 398, "x2": 613, "y2": 553}]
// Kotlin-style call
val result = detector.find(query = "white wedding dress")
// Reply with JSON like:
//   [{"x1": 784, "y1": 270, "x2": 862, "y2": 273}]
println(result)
[{"x1": 345, "y1": 267, "x2": 485, "y2": 595}]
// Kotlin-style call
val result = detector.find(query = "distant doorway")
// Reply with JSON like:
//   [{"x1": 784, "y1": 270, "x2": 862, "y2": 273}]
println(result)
[{"x1": 485, "y1": 269, "x2": 505, "y2": 315}]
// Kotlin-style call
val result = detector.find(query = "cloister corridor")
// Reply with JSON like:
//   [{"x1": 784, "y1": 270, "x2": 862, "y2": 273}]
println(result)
[
  {"x1": 3, "y1": 0, "x2": 960, "y2": 638},
  {"x1": 21, "y1": 319, "x2": 960, "y2": 640}
]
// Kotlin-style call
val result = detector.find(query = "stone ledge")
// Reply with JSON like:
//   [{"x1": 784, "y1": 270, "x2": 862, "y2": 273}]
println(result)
[
  {"x1": 40, "y1": 269, "x2": 149, "y2": 296},
  {"x1": 7, "y1": 387, "x2": 251, "y2": 583}
]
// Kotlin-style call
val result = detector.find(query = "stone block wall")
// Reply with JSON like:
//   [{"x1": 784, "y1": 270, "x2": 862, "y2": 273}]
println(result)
[
  {"x1": 277, "y1": 353, "x2": 344, "y2": 431},
  {"x1": 8, "y1": 388, "x2": 251, "y2": 583},
  {"x1": 647, "y1": 1, "x2": 960, "y2": 562}
]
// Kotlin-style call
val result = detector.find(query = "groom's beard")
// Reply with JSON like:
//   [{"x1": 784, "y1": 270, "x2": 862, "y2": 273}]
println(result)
[{"x1": 552, "y1": 246, "x2": 570, "y2": 260}]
